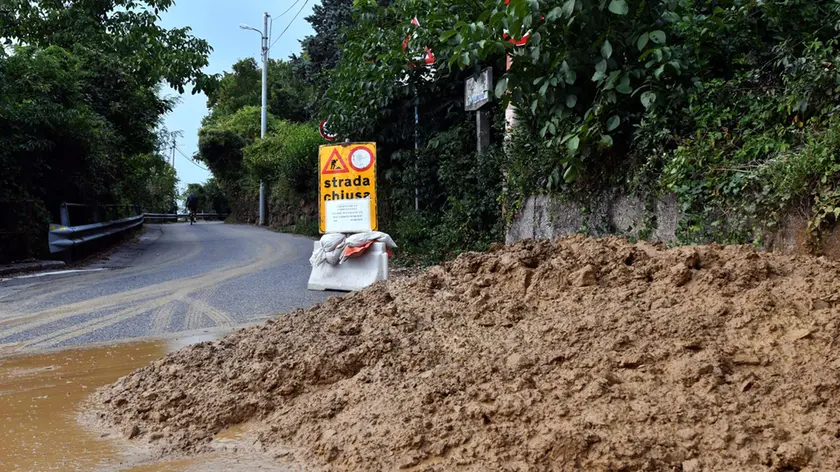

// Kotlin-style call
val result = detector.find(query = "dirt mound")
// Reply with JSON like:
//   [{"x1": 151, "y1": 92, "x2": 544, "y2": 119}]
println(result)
[{"x1": 95, "y1": 237, "x2": 840, "y2": 471}]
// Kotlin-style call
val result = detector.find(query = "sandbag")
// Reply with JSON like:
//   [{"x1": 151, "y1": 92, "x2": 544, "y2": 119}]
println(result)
[
  {"x1": 343, "y1": 241, "x2": 376, "y2": 261},
  {"x1": 345, "y1": 231, "x2": 397, "y2": 249},
  {"x1": 310, "y1": 231, "x2": 398, "y2": 267},
  {"x1": 340, "y1": 231, "x2": 397, "y2": 264},
  {"x1": 321, "y1": 233, "x2": 346, "y2": 252},
  {"x1": 309, "y1": 233, "x2": 347, "y2": 267}
]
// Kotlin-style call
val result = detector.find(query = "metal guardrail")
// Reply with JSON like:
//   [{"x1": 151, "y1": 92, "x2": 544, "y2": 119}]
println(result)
[
  {"x1": 47, "y1": 203, "x2": 229, "y2": 255},
  {"x1": 60, "y1": 202, "x2": 142, "y2": 226},
  {"x1": 49, "y1": 214, "x2": 144, "y2": 254},
  {"x1": 48, "y1": 201, "x2": 145, "y2": 256}
]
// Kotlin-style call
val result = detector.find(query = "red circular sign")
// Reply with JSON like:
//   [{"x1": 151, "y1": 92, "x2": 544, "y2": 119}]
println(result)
[
  {"x1": 319, "y1": 120, "x2": 338, "y2": 141},
  {"x1": 348, "y1": 146, "x2": 374, "y2": 172}
]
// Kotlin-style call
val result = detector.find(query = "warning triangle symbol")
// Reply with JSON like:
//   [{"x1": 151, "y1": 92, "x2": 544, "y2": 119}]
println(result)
[{"x1": 322, "y1": 149, "x2": 350, "y2": 174}]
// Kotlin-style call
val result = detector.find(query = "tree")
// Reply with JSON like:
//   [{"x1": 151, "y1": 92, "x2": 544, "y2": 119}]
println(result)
[
  {"x1": 118, "y1": 152, "x2": 179, "y2": 213},
  {"x1": 243, "y1": 121, "x2": 322, "y2": 192},
  {"x1": 294, "y1": 0, "x2": 354, "y2": 85},
  {"x1": 3, "y1": 0, "x2": 215, "y2": 94},
  {"x1": 182, "y1": 181, "x2": 229, "y2": 214},
  {"x1": 322, "y1": 0, "x2": 498, "y2": 139},
  {"x1": 0, "y1": 0, "x2": 213, "y2": 259},
  {"x1": 205, "y1": 58, "x2": 262, "y2": 123},
  {"x1": 205, "y1": 58, "x2": 312, "y2": 126}
]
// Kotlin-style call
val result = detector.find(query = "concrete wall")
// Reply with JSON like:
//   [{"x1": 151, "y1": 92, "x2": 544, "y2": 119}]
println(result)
[
  {"x1": 505, "y1": 191, "x2": 680, "y2": 244},
  {"x1": 506, "y1": 191, "x2": 840, "y2": 260}
]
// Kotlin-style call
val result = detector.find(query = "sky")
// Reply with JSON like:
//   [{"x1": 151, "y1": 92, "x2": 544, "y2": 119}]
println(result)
[{"x1": 159, "y1": 0, "x2": 317, "y2": 188}]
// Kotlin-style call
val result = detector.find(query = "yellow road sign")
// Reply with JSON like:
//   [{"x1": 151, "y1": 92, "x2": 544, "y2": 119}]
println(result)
[{"x1": 318, "y1": 142, "x2": 377, "y2": 233}]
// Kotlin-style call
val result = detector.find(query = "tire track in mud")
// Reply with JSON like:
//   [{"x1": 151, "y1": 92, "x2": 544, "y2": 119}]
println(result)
[
  {"x1": 183, "y1": 291, "x2": 238, "y2": 331},
  {"x1": 150, "y1": 301, "x2": 179, "y2": 335},
  {"x1": 0, "y1": 226, "x2": 204, "y2": 316},
  {"x1": 1, "y1": 239, "x2": 280, "y2": 332},
  {"x1": 0, "y1": 224, "x2": 313, "y2": 353},
  {"x1": 8, "y1": 245, "x2": 281, "y2": 350}
]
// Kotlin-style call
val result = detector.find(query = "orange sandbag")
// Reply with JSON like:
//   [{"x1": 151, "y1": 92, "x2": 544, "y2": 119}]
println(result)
[{"x1": 343, "y1": 241, "x2": 375, "y2": 259}]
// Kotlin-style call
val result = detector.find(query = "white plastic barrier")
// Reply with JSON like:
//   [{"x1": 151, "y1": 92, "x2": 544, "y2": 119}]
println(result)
[{"x1": 307, "y1": 241, "x2": 389, "y2": 291}]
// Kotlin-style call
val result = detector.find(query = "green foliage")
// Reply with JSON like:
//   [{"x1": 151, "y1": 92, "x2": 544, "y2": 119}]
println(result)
[
  {"x1": 504, "y1": 124, "x2": 556, "y2": 215},
  {"x1": 204, "y1": 59, "x2": 262, "y2": 123},
  {"x1": 308, "y1": 0, "x2": 509, "y2": 263},
  {"x1": 205, "y1": 58, "x2": 313, "y2": 126},
  {"x1": 197, "y1": 103, "x2": 323, "y2": 229},
  {"x1": 323, "y1": 0, "x2": 496, "y2": 138},
  {"x1": 3, "y1": 0, "x2": 216, "y2": 94},
  {"x1": 183, "y1": 179, "x2": 230, "y2": 215},
  {"x1": 243, "y1": 121, "x2": 322, "y2": 192},
  {"x1": 197, "y1": 127, "x2": 248, "y2": 188},
  {"x1": 0, "y1": 0, "x2": 211, "y2": 259},
  {"x1": 198, "y1": 106, "x2": 319, "y2": 190},
  {"x1": 213, "y1": 106, "x2": 279, "y2": 142},
  {"x1": 192, "y1": 0, "x2": 509, "y2": 261},
  {"x1": 198, "y1": 54, "x2": 319, "y2": 225},
  {"x1": 441, "y1": 0, "x2": 674, "y2": 184},
  {"x1": 294, "y1": 0, "x2": 354, "y2": 86},
  {"x1": 388, "y1": 122, "x2": 506, "y2": 264},
  {"x1": 663, "y1": 118, "x2": 840, "y2": 246},
  {"x1": 200, "y1": 0, "x2": 840, "y2": 261},
  {"x1": 441, "y1": 0, "x2": 840, "y2": 188},
  {"x1": 117, "y1": 153, "x2": 179, "y2": 213},
  {"x1": 651, "y1": 16, "x2": 840, "y2": 246},
  {"x1": 425, "y1": 0, "x2": 840, "y2": 248}
]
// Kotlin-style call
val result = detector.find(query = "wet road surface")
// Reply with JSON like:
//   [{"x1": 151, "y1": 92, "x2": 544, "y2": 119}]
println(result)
[
  {"x1": 0, "y1": 223, "x2": 331, "y2": 355},
  {"x1": 0, "y1": 335, "x2": 304, "y2": 471},
  {"x1": 0, "y1": 223, "x2": 328, "y2": 471}
]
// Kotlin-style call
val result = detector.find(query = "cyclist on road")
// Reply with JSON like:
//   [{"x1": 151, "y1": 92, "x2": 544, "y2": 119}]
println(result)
[{"x1": 185, "y1": 193, "x2": 198, "y2": 225}]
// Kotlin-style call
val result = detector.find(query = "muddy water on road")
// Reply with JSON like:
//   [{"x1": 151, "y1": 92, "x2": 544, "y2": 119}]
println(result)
[{"x1": 0, "y1": 335, "x2": 238, "y2": 472}]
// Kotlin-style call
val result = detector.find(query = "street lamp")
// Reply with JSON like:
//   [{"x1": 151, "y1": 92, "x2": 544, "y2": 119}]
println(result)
[{"x1": 240, "y1": 13, "x2": 270, "y2": 226}]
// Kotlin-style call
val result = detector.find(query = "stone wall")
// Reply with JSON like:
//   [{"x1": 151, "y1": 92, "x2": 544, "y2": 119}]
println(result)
[
  {"x1": 505, "y1": 191, "x2": 840, "y2": 259},
  {"x1": 505, "y1": 191, "x2": 680, "y2": 244}
]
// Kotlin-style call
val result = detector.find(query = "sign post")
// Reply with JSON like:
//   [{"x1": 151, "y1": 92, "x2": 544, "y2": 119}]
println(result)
[
  {"x1": 465, "y1": 67, "x2": 493, "y2": 154},
  {"x1": 318, "y1": 142, "x2": 378, "y2": 234},
  {"x1": 310, "y1": 142, "x2": 387, "y2": 292}
]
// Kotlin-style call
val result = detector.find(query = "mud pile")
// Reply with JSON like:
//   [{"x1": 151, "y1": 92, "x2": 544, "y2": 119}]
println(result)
[{"x1": 95, "y1": 237, "x2": 840, "y2": 471}]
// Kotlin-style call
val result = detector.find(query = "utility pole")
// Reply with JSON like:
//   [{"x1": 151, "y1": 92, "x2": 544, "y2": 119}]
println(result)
[
  {"x1": 414, "y1": 89, "x2": 419, "y2": 211},
  {"x1": 164, "y1": 129, "x2": 181, "y2": 169},
  {"x1": 260, "y1": 12, "x2": 268, "y2": 226},
  {"x1": 170, "y1": 135, "x2": 177, "y2": 169},
  {"x1": 241, "y1": 12, "x2": 270, "y2": 226}
]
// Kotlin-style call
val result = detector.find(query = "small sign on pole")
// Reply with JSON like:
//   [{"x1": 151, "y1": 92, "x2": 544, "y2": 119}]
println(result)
[
  {"x1": 318, "y1": 143, "x2": 377, "y2": 233},
  {"x1": 464, "y1": 67, "x2": 493, "y2": 112},
  {"x1": 465, "y1": 67, "x2": 493, "y2": 153},
  {"x1": 319, "y1": 120, "x2": 338, "y2": 141}
]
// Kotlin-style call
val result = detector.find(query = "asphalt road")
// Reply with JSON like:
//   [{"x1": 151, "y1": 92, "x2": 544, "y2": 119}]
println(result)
[{"x1": 0, "y1": 223, "x2": 332, "y2": 354}]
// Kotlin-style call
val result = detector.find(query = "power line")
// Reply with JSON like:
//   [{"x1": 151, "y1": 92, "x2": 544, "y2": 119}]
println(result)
[
  {"x1": 176, "y1": 147, "x2": 208, "y2": 171},
  {"x1": 174, "y1": 145, "x2": 209, "y2": 171},
  {"x1": 272, "y1": 0, "x2": 301, "y2": 21},
  {"x1": 269, "y1": 0, "x2": 309, "y2": 51},
  {"x1": 269, "y1": 0, "x2": 303, "y2": 44}
]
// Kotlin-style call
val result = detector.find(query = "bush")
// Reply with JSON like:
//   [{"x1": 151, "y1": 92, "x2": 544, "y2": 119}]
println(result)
[
  {"x1": 244, "y1": 121, "x2": 321, "y2": 192},
  {"x1": 388, "y1": 122, "x2": 505, "y2": 264},
  {"x1": 486, "y1": 0, "x2": 840, "y2": 247},
  {"x1": 274, "y1": 122, "x2": 322, "y2": 193}
]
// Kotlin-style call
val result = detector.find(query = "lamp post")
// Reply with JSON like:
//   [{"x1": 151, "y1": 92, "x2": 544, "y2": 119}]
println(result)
[{"x1": 240, "y1": 12, "x2": 270, "y2": 226}]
